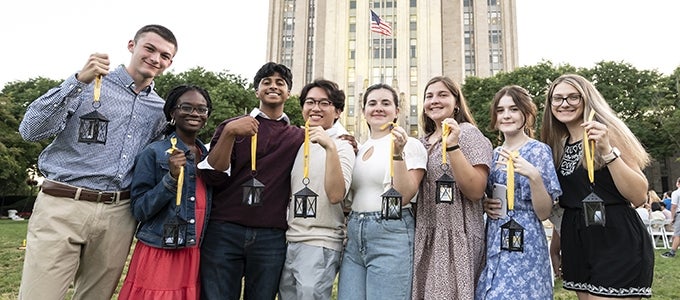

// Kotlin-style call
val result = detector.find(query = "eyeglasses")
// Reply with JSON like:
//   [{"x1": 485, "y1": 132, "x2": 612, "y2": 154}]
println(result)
[
  {"x1": 303, "y1": 98, "x2": 333, "y2": 109},
  {"x1": 176, "y1": 104, "x2": 209, "y2": 115},
  {"x1": 551, "y1": 93, "x2": 582, "y2": 106}
]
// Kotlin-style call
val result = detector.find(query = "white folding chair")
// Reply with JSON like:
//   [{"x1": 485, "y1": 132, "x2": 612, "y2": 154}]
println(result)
[
  {"x1": 664, "y1": 220, "x2": 675, "y2": 248},
  {"x1": 648, "y1": 219, "x2": 670, "y2": 249}
]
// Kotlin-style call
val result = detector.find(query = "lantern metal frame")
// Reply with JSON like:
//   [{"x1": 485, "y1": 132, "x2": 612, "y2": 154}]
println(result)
[
  {"x1": 582, "y1": 192, "x2": 606, "y2": 227},
  {"x1": 242, "y1": 173, "x2": 265, "y2": 206},
  {"x1": 381, "y1": 186, "x2": 403, "y2": 220},
  {"x1": 78, "y1": 102, "x2": 109, "y2": 144},
  {"x1": 293, "y1": 178, "x2": 318, "y2": 218},
  {"x1": 500, "y1": 216, "x2": 524, "y2": 252},
  {"x1": 435, "y1": 164, "x2": 455, "y2": 204}
]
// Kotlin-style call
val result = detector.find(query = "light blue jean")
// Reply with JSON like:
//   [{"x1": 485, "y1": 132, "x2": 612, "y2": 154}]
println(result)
[{"x1": 337, "y1": 209, "x2": 414, "y2": 300}]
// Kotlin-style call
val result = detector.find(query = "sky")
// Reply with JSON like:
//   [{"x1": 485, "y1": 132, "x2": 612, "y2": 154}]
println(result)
[{"x1": 1, "y1": 1, "x2": 678, "y2": 89}]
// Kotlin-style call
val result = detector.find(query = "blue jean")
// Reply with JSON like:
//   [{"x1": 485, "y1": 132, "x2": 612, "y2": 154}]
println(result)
[
  {"x1": 337, "y1": 210, "x2": 415, "y2": 300},
  {"x1": 200, "y1": 221, "x2": 286, "y2": 300}
]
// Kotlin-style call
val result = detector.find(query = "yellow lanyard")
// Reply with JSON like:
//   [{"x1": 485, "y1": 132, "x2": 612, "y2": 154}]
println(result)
[
  {"x1": 168, "y1": 137, "x2": 184, "y2": 206},
  {"x1": 441, "y1": 123, "x2": 450, "y2": 165},
  {"x1": 380, "y1": 122, "x2": 398, "y2": 178},
  {"x1": 93, "y1": 76, "x2": 102, "y2": 102},
  {"x1": 506, "y1": 150, "x2": 519, "y2": 210},
  {"x1": 584, "y1": 111, "x2": 596, "y2": 184},
  {"x1": 251, "y1": 133, "x2": 257, "y2": 172},
  {"x1": 303, "y1": 119, "x2": 310, "y2": 178}
]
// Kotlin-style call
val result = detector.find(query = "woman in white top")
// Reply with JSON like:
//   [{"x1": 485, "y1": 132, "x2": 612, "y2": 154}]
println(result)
[{"x1": 337, "y1": 83, "x2": 427, "y2": 300}]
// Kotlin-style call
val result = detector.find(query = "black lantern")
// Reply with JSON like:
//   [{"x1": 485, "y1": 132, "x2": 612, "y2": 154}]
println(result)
[
  {"x1": 78, "y1": 76, "x2": 108, "y2": 144},
  {"x1": 381, "y1": 187, "x2": 402, "y2": 220},
  {"x1": 242, "y1": 176, "x2": 265, "y2": 206},
  {"x1": 435, "y1": 165, "x2": 455, "y2": 204},
  {"x1": 78, "y1": 109, "x2": 109, "y2": 144},
  {"x1": 582, "y1": 192, "x2": 606, "y2": 227},
  {"x1": 162, "y1": 216, "x2": 187, "y2": 248},
  {"x1": 500, "y1": 217, "x2": 524, "y2": 252},
  {"x1": 294, "y1": 178, "x2": 318, "y2": 218}
]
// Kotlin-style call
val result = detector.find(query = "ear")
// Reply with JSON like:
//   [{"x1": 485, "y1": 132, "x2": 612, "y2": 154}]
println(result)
[{"x1": 127, "y1": 40, "x2": 135, "y2": 53}]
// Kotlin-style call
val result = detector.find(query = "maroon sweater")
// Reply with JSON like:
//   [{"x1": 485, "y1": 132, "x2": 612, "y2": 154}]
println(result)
[{"x1": 202, "y1": 115, "x2": 304, "y2": 229}]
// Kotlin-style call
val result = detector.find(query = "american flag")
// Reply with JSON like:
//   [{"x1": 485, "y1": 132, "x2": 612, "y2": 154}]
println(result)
[{"x1": 370, "y1": 10, "x2": 392, "y2": 36}]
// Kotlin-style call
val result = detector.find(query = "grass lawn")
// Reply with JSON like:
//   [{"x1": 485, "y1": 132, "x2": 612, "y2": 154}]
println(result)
[{"x1": 2, "y1": 219, "x2": 680, "y2": 299}]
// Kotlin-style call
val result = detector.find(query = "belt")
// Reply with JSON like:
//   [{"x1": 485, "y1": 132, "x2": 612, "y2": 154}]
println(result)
[{"x1": 41, "y1": 179, "x2": 130, "y2": 204}]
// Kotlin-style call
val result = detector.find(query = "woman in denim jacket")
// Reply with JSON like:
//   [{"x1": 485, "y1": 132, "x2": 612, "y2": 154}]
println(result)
[{"x1": 119, "y1": 85, "x2": 213, "y2": 300}]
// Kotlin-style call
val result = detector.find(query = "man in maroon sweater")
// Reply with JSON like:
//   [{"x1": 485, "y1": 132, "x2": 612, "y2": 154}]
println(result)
[{"x1": 198, "y1": 62, "x2": 304, "y2": 300}]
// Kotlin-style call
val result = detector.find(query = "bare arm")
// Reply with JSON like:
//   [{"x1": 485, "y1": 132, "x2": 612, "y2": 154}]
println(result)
[{"x1": 309, "y1": 126, "x2": 346, "y2": 204}]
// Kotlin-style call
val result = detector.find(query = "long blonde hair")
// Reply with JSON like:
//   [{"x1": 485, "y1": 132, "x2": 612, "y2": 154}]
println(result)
[{"x1": 540, "y1": 74, "x2": 650, "y2": 169}]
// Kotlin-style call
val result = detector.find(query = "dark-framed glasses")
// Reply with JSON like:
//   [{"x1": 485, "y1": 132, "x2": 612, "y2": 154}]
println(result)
[
  {"x1": 551, "y1": 93, "x2": 581, "y2": 106},
  {"x1": 176, "y1": 104, "x2": 210, "y2": 115},
  {"x1": 303, "y1": 98, "x2": 333, "y2": 109}
]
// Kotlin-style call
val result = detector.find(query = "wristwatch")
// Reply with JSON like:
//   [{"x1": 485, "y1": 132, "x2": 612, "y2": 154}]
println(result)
[{"x1": 602, "y1": 147, "x2": 621, "y2": 164}]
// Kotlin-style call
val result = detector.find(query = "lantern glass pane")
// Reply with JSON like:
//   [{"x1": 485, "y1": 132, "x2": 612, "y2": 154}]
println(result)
[
  {"x1": 511, "y1": 229, "x2": 523, "y2": 250},
  {"x1": 501, "y1": 228, "x2": 510, "y2": 250},
  {"x1": 438, "y1": 183, "x2": 453, "y2": 203},
  {"x1": 79, "y1": 120, "x2": 97, "y2": 141},
  {"x1": 243, "y1": 185, "x2": 264, "y2": 206},
  {"x1": 306, "y1": 196, "x2": 317, "y2": 217},
  {"x1": 162, "y1": 221, "x2": 187, "y2": 248},
  {"x1": 295, "y1": 195, "x2": 306, "y2": 216}
]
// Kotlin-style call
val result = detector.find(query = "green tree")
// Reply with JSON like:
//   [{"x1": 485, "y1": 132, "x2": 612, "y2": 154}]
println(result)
[
  {"x1": 0, "y1": 78, "x2": 58, "y2": 195},
  {"x1": 463, "y1": 61, "x2": 572, "y2": 144},
  {"x1": 582, "y1": 61, "x2": 677, "y2": 159}
]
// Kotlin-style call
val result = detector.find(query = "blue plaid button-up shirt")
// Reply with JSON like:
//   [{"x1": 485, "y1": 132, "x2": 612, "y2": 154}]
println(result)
[{"x1": 19, "y1": 65, "x2": 166, "y2": 191}]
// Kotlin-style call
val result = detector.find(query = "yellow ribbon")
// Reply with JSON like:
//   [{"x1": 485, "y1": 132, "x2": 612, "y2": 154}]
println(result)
[
  {"x1": 251, "y1": 133, "x2": 257, "y2": 172},
  {"x1": 506, "y1": 150, "x2": 519, "y2": 210},
  {"x1": 167, "y1": 137, "x2": 184, "y2": 206},
  {"x1": 584, "y1": 111, "x2": 596, "y2": 184},
  {"x1": 303, "y1": 119, "x2": 310, "y2": 178},
  {"x1": 442, "y1": 123, "x2": 450, "y2": 164},
  {"x1": 93, "y1": 75, "x2": 102, "y2": 102},
  {"x1": 380, "y1": 122, "x2": 398, "y2": 178}
]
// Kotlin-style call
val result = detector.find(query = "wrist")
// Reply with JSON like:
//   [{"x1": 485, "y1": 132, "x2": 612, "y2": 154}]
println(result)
[
  {"x1": 602, "y1": 146, "x2": 620, "y2": 164},
  {"x1": 393, "y1": 154, "x2": 404, "y2": 161}
]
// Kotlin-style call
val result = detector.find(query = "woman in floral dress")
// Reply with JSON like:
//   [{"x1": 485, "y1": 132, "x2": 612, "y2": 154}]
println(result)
[
  {"x1": 476, "y1": 85, "x2": 561, "y2": 300},
  {"x1": 412, "y1": 76, "x2": 493, "y2": 300}
]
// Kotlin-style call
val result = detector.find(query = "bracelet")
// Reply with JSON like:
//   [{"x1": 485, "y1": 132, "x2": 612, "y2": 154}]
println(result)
[
  {"x1": 446, "y1": 144, "x2": 460, "y2": 152},
  {"x1": 393, "y1": 154, "x2": 404, "y2": 161},
  {"x1": 605, "y1": 155, "x2": 619, "y2": 165}
]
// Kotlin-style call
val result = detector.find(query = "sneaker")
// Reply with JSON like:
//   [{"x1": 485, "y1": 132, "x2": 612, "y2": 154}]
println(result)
[{"x1": 661, "y1": 251, "x2": 676, "y2": 258}]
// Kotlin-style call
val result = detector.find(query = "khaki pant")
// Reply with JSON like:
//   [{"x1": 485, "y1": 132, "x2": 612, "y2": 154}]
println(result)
[{"x1": 19, "y1": 191, "x2": 137, "y2": 300}]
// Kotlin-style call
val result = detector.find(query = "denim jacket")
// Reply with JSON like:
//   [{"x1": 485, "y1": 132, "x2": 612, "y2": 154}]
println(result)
[{"x1": 130, "y1": 132, "x2": 212, "y2": 249}]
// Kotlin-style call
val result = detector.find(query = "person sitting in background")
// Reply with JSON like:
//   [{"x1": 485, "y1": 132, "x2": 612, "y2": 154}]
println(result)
[
  {"x1": 650, "y1": 201, "x2": 672, "y2": 224},
  {"x1": 635, "y1": 203, "x2": 650, "y2": 223},
  {"x1": 663, "y1": 191, "x2": 672, "y2": 213}
]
